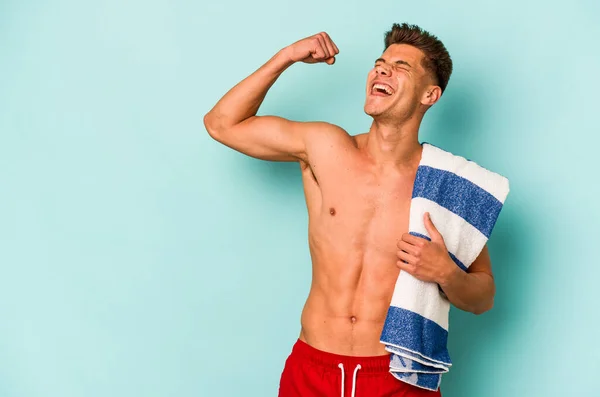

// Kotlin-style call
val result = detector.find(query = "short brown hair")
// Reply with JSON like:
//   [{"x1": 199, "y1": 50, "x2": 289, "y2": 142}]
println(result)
[{"x1": 384, "y1": 23, "x2": 453, "y2": 93}]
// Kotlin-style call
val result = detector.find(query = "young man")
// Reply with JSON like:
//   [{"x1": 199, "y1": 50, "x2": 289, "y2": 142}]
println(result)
[{"x1": 204, "y1": 23, "x2": 495, "y2": 397}]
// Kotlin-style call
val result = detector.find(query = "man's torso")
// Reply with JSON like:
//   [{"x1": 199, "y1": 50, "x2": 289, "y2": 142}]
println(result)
[{"x1": 297, "y1": 128, "x2": 422, "y2": 356}]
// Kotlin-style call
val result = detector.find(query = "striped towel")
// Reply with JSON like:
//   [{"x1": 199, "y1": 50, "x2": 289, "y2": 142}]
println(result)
[{"x1": 380, "y1": 142, "x2": 510, "y2": 391}]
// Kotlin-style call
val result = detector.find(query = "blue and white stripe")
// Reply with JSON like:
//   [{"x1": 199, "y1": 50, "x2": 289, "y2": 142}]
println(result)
[{"x1": 380, "y1": 142, "x2": 510, "y2": 391}]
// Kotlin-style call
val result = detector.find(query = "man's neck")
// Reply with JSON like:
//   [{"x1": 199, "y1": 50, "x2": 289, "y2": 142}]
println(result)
[{"x1": 364, "y1": 119, "x2": 423, "y2": 172}]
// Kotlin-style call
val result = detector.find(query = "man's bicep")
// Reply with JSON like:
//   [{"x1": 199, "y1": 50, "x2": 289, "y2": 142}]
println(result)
[{"x1": 211, "y1": 115, "x2": 324, "y2": 162}]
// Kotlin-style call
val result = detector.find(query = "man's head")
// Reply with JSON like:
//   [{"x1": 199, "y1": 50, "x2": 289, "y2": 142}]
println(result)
[{"x1": 364, "y1": 23, "x2": 453, "y2": 122}]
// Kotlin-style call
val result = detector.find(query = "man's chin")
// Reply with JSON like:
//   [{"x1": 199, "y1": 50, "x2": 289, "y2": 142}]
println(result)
[
  {"x1": 364, "y1": 105, "x2": 383, "y2": 117},
  {"x1": 364, "y1": 96, "x2": 391, "y2": 115}
]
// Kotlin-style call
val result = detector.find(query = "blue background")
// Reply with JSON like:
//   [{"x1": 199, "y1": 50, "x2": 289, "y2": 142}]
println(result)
[{"x1": 1, "y1": 1, "x2": 599, "y2": 396}]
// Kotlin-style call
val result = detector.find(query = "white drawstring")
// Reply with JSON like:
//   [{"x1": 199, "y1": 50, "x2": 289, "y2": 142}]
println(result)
[
  {"x1": 338, "y1": 363, "x2": 345, "y2": 397},
  {"x1": 351, "y1": 364, "x2": 361, "y2": 397},
  {"x1": 338, "y1": 363, "x2": 362, "y2": 397}
]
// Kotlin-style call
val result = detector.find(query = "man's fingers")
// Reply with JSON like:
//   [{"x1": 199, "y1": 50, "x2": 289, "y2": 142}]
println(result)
[
  {"x1": 423, "y1": 212, "x2": 439, "y2": 237},
  {"x1": 320, "y1": 32, "x2": 338, "y2": 62},
  {"x1": 311, "y1": 45, "x2": 327, "y2": 62},
  {"x1": 315, "y1": 35, "x2": 331, "y2": 60},
  {"x1": 400, "y1": 233, "x2": 428, "y2": 247},
  {"x1": 305, "y1": 36, "x2": 324, "y2": 62},
  {"x1": 320, "y1": 32, "x2": 339, "y2": 54},
  {"x1": 396, "y1": 254, "x2": 417, "y2": 274},
  {"x1": 423, "y1": 212, "x2": 443, "y2": 242},
  {"x1": 397, "y1": 249, "x2": 417, "y2": 266},
  {"x1": 398, "y1": 240, "x2": 420, "y2": 257}
]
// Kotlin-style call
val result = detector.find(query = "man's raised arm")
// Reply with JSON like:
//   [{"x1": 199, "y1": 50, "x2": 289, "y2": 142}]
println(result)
[{"x1": 203, "y1": 32, "x2": 340, "y2": 162}]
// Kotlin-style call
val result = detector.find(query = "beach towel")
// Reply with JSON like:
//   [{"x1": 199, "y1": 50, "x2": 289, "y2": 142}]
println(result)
[{"x1": 380, "y1": 142, "x2": 510, "y2": 391}]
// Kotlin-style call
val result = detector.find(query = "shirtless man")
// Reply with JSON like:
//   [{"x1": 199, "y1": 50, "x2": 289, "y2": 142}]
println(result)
[{"x1": 204, "y1": 23, "x2": 495, "y2": 397}]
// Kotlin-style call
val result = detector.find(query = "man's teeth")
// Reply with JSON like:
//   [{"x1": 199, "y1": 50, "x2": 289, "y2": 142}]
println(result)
[{"x1": 373, "y1": 84, "x2": 393, "y2": 95}]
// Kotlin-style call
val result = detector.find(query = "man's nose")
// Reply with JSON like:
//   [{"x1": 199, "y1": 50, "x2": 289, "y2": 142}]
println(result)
[{"x1": 376, "y1": 63, "x2": 391, "y2": 76}]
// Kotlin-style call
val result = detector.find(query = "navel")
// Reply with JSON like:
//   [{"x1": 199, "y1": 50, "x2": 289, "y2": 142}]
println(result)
[
  {"x1": 350, "y1": 316, "x2": 357, "y2": 324},
  {"x1": 329, "y1": 207, "x2": 336, "y2": 216}
]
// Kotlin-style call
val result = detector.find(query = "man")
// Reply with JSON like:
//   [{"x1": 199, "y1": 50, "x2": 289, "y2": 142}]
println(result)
[{"x1": 204, "y1": 23, "x2": 495, "y2": 397}]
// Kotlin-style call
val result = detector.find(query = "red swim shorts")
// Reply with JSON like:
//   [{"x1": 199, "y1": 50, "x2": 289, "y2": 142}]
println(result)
[{"x1": 278, "y1": 339, "x2": 443, "y2": 397}]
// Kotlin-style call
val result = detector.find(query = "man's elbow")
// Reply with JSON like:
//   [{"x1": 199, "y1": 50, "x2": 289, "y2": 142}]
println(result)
[
  {"x1": 472, "y1": 298, "x2": 494, "y2": 315},
  {"x1": 471, "y1": 274, "x2": 495, "y2": 315},
  {"x1": 203, "y1": 112, "x2": 222, "y2": 140}
]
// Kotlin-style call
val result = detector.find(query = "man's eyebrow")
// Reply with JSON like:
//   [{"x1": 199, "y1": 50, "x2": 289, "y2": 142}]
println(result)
[{"x1": 375, "y1": 58, "x2": 412, "y2": 68}]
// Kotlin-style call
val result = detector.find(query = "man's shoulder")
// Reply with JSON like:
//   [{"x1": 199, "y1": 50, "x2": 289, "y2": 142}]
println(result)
[
  {"x1": 303, "y1": 121, "x2": 355, "y2": 146},
  {"x1": 306, "y1": 120, "x2": 350, "y2": 136},
  {"x1": 301, "y1": 121, "x2": 359, "y2": 164}
]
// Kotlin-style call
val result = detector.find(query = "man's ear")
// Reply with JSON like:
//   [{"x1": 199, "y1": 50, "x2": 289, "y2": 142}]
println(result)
[{"x1": 421, "y1": 86, "x2": 442, "y2": 106}]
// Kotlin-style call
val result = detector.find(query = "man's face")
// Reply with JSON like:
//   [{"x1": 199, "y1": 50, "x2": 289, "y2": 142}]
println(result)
[{"x1": 364, "y1": 44, "x2": 434, "y2": 120}]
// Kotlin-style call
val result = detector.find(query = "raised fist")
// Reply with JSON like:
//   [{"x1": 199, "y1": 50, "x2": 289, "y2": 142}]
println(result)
[{"x1": 285, "y1": 32, "x2": 340, "y2": 65}]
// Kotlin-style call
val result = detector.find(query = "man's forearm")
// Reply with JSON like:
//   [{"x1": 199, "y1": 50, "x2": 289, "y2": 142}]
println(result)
[
  {"x1": 204, "y1": 49, "x2": 294, "y2": 132},
  {"x1": 439, "y1": 266, "x2": 495, "y2": 315}
]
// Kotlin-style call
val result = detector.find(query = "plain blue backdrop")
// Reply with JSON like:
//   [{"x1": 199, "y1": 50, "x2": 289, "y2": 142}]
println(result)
[{"x1": 1, "y1": 1, "x2": 599, "y2": 396}]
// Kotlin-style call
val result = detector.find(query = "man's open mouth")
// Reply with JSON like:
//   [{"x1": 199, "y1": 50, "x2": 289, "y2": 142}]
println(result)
[{"x1": 371, "y1": 83, "x2": 394, "y2": 96}]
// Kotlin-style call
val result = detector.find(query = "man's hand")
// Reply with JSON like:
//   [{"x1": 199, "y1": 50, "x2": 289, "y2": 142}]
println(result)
[
  {"x1": 396, "y1": 212, "x2": 458, "y2": 285},
  {"x1": 284, "y1": 32, "x2": 339, "y2": 65}
]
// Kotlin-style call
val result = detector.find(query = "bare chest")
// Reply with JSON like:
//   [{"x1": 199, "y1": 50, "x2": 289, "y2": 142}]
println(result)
[{"x1": 303, "y1": 159, "x2": 416, "y2": 260}]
